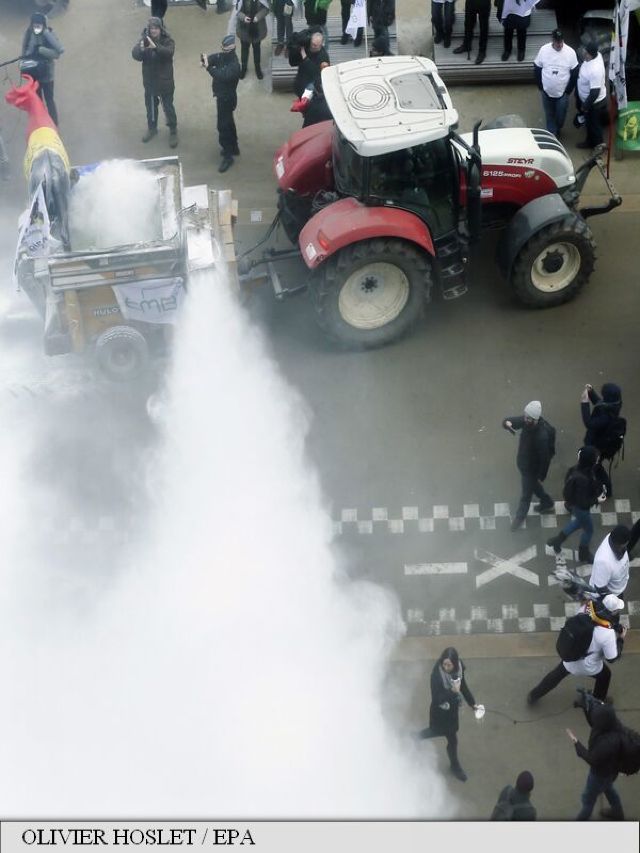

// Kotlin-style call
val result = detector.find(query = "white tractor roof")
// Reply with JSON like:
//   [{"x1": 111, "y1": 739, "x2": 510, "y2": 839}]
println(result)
[{"x1": 321, "y1": 56, "x2": 458, "y2": 157}]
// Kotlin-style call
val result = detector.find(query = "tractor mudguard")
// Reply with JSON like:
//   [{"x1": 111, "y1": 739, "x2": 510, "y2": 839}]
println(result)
[
  {"x1": 299, "y1": 197, "x2": 435, "y2": 270},
  {"x1": 497, "y1": 193, "x2": 574, "y2": 278}
]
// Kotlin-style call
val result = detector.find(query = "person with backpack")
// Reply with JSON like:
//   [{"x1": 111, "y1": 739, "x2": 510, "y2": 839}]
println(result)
[
  {"x1": 547, "y1": 446, "x2": 607, "y2": 563},
  {"x1": 416, "y1": 647, "x2": 483, "y2": 782},
  {"x1": 581, "y1": 381, "x2": 625, "y2": 498},
  {"x1": 502, "y1": 400, "x2": 555, "y2": 531},
  {"x1": 589, "y1": 526, "x2": 630, "y2": 598},
  {"x1": 527, "y1": 594, "x2": 626, "y2": 705},
  {"x1": 566, "y1": 700, "x2": 625, "y2": 820},
  {"x1": 490, "y1": 771, "x2": 537, "y2": 820}
]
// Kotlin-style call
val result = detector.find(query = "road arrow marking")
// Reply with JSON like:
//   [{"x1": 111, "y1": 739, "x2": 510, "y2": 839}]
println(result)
[
  {"x1": 405, "y1": 562, "x2": 468, "y2": 575},
  {"x1": 474, "y1": 546, "x2": 540, "y2": 588}
]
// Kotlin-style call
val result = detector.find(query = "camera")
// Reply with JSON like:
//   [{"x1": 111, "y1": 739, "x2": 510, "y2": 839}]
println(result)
[{"x1": 287, "y1": 29, "x2": 313, "y2": 66}]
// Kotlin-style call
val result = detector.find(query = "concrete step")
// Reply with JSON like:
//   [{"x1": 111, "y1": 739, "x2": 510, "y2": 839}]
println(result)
[{"x1": 434, "y1": 32, "x2": 555, "y2": 84}]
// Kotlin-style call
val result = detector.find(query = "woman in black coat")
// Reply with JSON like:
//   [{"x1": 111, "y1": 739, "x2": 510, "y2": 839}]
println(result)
[{"x1": 418, "y1": 647, "x2": 480, "y2": 781}]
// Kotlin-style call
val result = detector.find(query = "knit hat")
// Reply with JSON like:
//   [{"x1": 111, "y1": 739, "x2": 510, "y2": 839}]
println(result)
[
  {"x1": 577, "y1": 446, "x2": 599, "y2": 469},
  {"x1": 602, "y1": 594, "x2": 624, "y2": 613},
  {"x1": 30, "y1": 13, "x2": 47, "y2": 26},
  {"x1": 524, "y1": 400, "x2": 542, "y2": 420},
  {"x1": 147, "y1": 16, "x2": 163, "y2": 28},
  {"x1": 222, "y1": 34, "x2": 236, "y2": 51},
  {"x1": 515, "y1": 771, "x2": 534, "y2": 793}
]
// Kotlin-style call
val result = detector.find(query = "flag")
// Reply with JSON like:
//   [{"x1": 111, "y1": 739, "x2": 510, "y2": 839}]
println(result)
[
  {"x1": 346, "y1": 0, "x2": 367, "y2": 40},
  {"x1": 610, "y1": 0, "x2": 630, "y2": 109}
]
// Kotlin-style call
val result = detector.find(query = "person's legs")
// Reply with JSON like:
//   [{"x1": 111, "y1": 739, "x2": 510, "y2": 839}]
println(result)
[
  {"x1": 443, "y1": 2, "x2": 454, "y2": 42},
  {"x1": 477, "y1": 7, "x2": 488, "y2": 54},
  {"x1": 218, "y1": 95, "x2": 238, "y2": 156},
  {"x1": 143, "y1": 89, "x2": 158, "y2": 139},
  {"x1": 577, "y1": 768, "x2": 607, "y2": 820},
  {"x1": 417, "y1": 727, "x2": 441, "y2": 740},
  {"x1": 341, "y1": 0, "x2": 351, "y2": 39},
  {"x1": 276, "y1": 11, "x2": 285, "y2": 45},
  {"x1": 514, "y1": 473, "x2": 536, "y2": 523},
  {"x1": 160, "y1": 92, "x2": 177, "y2": 130},
  {"x1": 528, "y1": 662, "x2": 569, "y2": 702},
  {"x1": 592, "y1": 664, "x2": 611, "y2": 701},
  {"x1": 585, "y1": 104, "x2": 604, "y2": 146},
  {"x1": 502, "y1": 25, "x2": 514, "y2": 57},
  {"x1": 574, "y1": 508, "x2": 594, "y2": 548},
  {"x1": 531, "y1": 478, "x2": 553, "y2": 508},
  {"x1": 541, "y1": 93, "x2": 558, "y2": 135},
  {"x1": 601, "y1": 780, "x2": 624, "y2": 819},
  {"x1": 432, "y1": 2, "x2": 445, "y2": 41},
  {"x1": 39, "y1": 81, "x2": 59, "y2": 125},
  {"x1": 516, "y1": 25, "x2": 527, "y2": 59},
  {"x1": 555, "y1": 92, "x2": 569, "y2": 133},
  {"x1": 240, "y1": 40, "x2": 250, "y2": 73},
  {"x1": 252, "y1": 41, "x2": 263, "y2": 77}
]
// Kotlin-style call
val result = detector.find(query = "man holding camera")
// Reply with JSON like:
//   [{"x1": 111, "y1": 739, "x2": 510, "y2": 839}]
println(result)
[
  {"x1": 202, "y1": 36, "x2": 241, "y2": 174},
  {"x1": 132, "y1": 17, "x2": 178, "y2": 148},
  {"x1": 290, "y1": 30, "x2": 330, "y2": 99}
]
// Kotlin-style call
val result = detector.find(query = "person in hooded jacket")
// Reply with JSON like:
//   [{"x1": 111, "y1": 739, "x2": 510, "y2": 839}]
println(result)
[
  {"x1": 21, "y1": 13, "x2": 64, "y2": 126},
  {"x1": 581, "y1": 381, "x2": 623, "y2": 498},
  {"x1": 490, "y1": 771, "x2": 537, "y2": 820},
  {"x1": 566, "y1": 700, "x2": 625, "y2": 820},
  {"x1": 417, "y1": 647, "x2": 482, "y2": 782},
  {"x1": 236, "y1": 0, "x2": 269, "y2": 79},
  {"x1": 547, "y1": 446, "x2": 606, "y2": 563},
  {"x1": 132, "y1": 17, "x2": 178, "y2": 147}
]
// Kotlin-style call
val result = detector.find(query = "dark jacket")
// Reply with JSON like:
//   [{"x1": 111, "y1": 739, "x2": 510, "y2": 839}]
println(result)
[
  {"x1": 575, "y1": 703, "x2": 622, "y2": 779},
  {"x1": 368, "y1": 0, "x2": 395, "y2": 28},
  {"x1": 563, "y1": 448, "x2": 603, "y2": 511},
  {"x1": 236, "y1": 0, "x2": 269, "y2": 44},
  {"x1": 293, "y1": 47, "x2": 330, "y2": 97},
  {"x1": 467, "y1": 0, "x2": 491, "y2": 11},
  {"x1": 132, "y1": 25, "x2": 175, "y2": 95},
  {"x1": 581, "y1": 383, "x2": 623, "y2": 455},
  {"x1": 503, "y1": 415, "x2": 554, "y2": 480},
  {"x1": 490, "y1": 785, "x2": 537, "y2": 821},
  {"x1": 21, "y1": 25, "x2": 64, "y2": 83},
  {"x1": 206, "y1": 50, "x2": 241, "y2": 99},
  {"x1": 428, "y1": 660, "x2": 476, "y2": 735}
]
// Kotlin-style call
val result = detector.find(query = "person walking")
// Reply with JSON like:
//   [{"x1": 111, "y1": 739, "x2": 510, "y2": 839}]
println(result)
[
  {"x1": 576, "y1": 42, "x2": 607, "y2": 149},
  {"x1": 547, "y1": 446, "x2": 606, "y2": 563},
  {"x1": 132, "y1": 17, "x2": 178, "y2": 147},
  {"x1": 236, "y1": 0, "x2": 269, "y2": 79},
  {"x1": 497, "y1": 0, "x2": 540, "y2": 63},
  {"x1": 566, "y1": 700, "x2": 625, "y2": 820},
  {"x1": 527, "y1": 595, "x2": 626, "y2": 705},
  {"x1": 533, "y1": 29, "x2": 578, "y2": 137},
  {"x1": 490, "y1": 771, "x2": 537, "y2": 820},
  {"x1": 502, "y1": 400, "x2": 555, "y2": 531},
  {"x1": 20, "y1": 13, "x2": 64, "y2": 126},
  {"x1": 273, "y1": 0, "x2": 295, "y2": 56},
  {"x1": 202, "y1": 35, "x2": 241, "y2": 174},
  {"x1": 432, "y1": 0, "x2": 456, "y2": 48},
  {"x1": 416, "y1": 647, "x2": 482, "y2": 782},
  {"x1": 453, "y1": 0, "x2": 490, "y2": 64},
  {"x1": 581, "y1": 382, "x2": 625, "y2": 499},
  {"x1": 590, "y1": 526, "x2": 630, "y2": 598}
]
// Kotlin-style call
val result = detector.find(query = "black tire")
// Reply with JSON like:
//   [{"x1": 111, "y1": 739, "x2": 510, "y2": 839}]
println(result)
[
  {"x1": 510, "y1": 216, "x2": 596, "y2": 308},
  {"x1": 312, "y1": 239, "x2": 432, "y2": 348},
  {"x1": 94, "y1": 325, "x2": 149, "y2": 382}
]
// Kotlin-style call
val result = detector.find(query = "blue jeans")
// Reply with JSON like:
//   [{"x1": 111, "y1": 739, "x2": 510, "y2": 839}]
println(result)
[
  {"x1": 577, "y1": 769, "x2": 624, "y2": 820},
  {"x1": 541, "y1": 92, "x2": 569, "y2": 136},
  {"x1": 562, "y1": 506, "x2": 593, "y2": 547}
]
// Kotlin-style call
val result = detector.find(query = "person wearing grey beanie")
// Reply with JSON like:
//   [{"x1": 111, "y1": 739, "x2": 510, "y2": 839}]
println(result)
[{"x1": 502, "y1": 401, "x2": 556, "y2": 531}]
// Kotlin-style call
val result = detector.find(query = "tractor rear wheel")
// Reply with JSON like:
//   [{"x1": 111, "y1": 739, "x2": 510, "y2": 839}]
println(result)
[
  {"x1": 313, "y1": 239, "x2": 432, "y2": 348},
  {"x1": 510, "y1": 216, "x2": 596, "y2": 308},
  {"x1": 95, "y1": 326, "x2": 149, "y2": 382}
]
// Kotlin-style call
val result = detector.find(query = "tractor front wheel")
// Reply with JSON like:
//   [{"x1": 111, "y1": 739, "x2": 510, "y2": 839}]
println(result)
[
  {"x1": 510, "y1": 216, "x2": 596, "y2": 308},
  {"x1": 313, "y1": 239, "x2": 432, "y2": 348}
]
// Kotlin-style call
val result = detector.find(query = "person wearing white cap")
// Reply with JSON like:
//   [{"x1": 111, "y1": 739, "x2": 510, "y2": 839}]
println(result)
[
  {"x1": 502, "y1": 400, "x2": 556, "y2": 531},
  {"x1": 527, "y1": 595, "x2": 626, "y2": 705}
]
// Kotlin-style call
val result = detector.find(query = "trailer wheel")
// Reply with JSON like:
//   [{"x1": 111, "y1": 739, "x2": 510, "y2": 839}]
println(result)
[
  {"x1": 95, "y1": 326, "x2": 149, "y2": 382},
  {"x1": 313, "y1": 239, "x2": 432, "y2": 348},
  {"x1": 510, "y1": 217, "x2": 596, "y2": 308}
]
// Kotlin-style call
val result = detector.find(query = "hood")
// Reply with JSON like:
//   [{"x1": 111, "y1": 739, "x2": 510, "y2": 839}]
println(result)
[
  {"x1": 590, "y1": 703, "x2": 618, "y2": 734},
  {"x1": 577, "y1": 446, "x2": 599, "y2": 469},
  {"x1": 601, "y1": 383, "x2": 622, "y2": 405}
]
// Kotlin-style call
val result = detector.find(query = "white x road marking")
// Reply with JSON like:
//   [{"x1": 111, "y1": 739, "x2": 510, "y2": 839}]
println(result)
[{"x1": 474, "y1": 546, "x2": 540, "y2": 588}]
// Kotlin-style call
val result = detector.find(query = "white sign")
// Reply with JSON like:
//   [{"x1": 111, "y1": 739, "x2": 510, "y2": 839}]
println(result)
[{"x1": 114, "y1": 277, "x2": 185, "y2": 325}]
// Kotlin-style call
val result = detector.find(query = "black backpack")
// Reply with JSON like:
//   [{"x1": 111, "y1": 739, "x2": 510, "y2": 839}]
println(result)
[
  {"x1": 556, "y1": 613, "x2": 594, "y2": 662},
  {"x1": 617, "y1": 725, "x2": 640, "y2": 775},
  {"x1": 562, "y1": 469, "x2": 583, "y2": 505},
  {"x1": 597, "y1": 415, "x2": 627, "y2": 461},
  {"x1": 543, "y1": 420, "x2": 556, "y2": 458}
]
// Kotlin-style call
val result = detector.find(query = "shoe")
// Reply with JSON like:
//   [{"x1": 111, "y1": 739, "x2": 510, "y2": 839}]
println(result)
[
  {"x1": 517, "y1": 49, "x2": 525, "y2": 61},
  {"x1": 510, "y1": 517, "x2": 525, "y2": 532},
  {"x1": 434, "y1": 33, "x2": 443, "y2": 44},
  {"x1": 475, "y1": 51, "x2": 485, "y2": 65},
  {"x1": 353, "y1": 35, "x2": 363, "y2": 47},
  {"x1": 450, "y1": 765, "x2": 467, "y2": 782},
  {"x1": 600, "y1": 807, "x2": 624, "y2": 821},
  {"x1": 256, "y1": 66, "x2": 264, "y2": 80},
  {"x1": 239, "y1": 67, "x2": 247, "y2": 79},
  {"x1": 218, "y1": 156, "x2": 234, "y2": 173},
  {"x1": 547, "y1": 532, "x2": 567, "y2": 554},
  {"x1": 169, "y1": 129, "x2": 178, "y2": 149},
  {"x1": 141, "y1": 128, "x2": 158, "y2": 143},
  {"x1": 275, "y1": 43, "x2": 284, "y2": 56},
  {"x1": 578, "y1": 545, "x2": 594, "y2": 564},
  {"x1": 527, "y1": 691, "x2": 538, "y2": 706},
  {"x1": 534, "y1": 501, "x2": 554, "y2": 513},
  {"x1": 576, "y1": 141, "x2": 593, "y2": 149},
  {"x1": 501, "y1": 50, "x2": 511, "y2": 61},
  {"x1": 340, "y1": 33, "x2": 349, "y2": 44},
  {"x1": 232, "y1": 146, "x2": 240, "y2": 156},
  {"x1": 453, "y1": 43, "x2": 469, "y2": 54},
  {"x1": 443, "y1": 36, "x2": 451, "y2": 48}
]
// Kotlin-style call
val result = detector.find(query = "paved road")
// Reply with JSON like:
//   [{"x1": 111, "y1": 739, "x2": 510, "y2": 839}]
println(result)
[{"x1": 0, "y1": 0, "x2": 638, "y2": 636}]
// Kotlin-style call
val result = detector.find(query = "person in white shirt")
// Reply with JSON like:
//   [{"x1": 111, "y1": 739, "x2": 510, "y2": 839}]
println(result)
[
  {"x1": 527, "y1": 595, "x2": 626, "y2": 704},
  {"x1": 590, "y1": 526, "x2": 630, "y2": 597},
  {"x1": 576, "y1": 41, "x2": 607, "y2": 149},
  {"x1": 534, "y1": 29, "x2": 578, "y2": 137},
  {"x1": 432, "y1": 0, "x2": 456, "y2": 49}
]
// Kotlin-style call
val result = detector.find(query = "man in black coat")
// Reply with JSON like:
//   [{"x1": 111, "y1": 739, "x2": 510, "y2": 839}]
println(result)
[
  {"x1": 132, "y1": 17, "x2": 178, "y2": 147},
  {"x1": 202, "y1": 35, "x2": 242, "y2": 174},
  {"x1": 567, "y1": 700, "x2": 625, "y2": 820},
  {"x1": 291, "y1": 30, "x2": 330, "y2": 98},
  {"x1": 502, "y1": 400, "x2": 555, "y2": 531},
  {"x1": 453, "y1": 0, "x2": 490, "y2": 64}
]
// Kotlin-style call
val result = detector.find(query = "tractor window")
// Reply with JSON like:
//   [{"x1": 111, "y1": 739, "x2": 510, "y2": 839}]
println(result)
[
  {"x1": 367, "y1": 139, "x2": 457, "y2": 235},
  {"x1": 332, "y1": 130, "x2": 364, "y2": 197}
]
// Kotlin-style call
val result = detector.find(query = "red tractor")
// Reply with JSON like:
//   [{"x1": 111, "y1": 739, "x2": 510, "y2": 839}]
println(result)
[{"x1": 244, "y1": 55, "x2": 620, "y2": 348}]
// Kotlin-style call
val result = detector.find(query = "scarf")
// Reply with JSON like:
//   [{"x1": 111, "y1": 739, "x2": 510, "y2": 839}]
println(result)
[{"x1": 439, "y1": 663, "x2": 463, "y2": 706}]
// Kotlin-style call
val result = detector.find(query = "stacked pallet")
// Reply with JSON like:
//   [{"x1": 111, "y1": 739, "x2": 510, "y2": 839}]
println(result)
[
  {"x1": 271, "y1": 15, "x2": 397, "y2": 91},
  {"x1": 433, "y1": 8, "x2": 558, "y2": 84}
]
